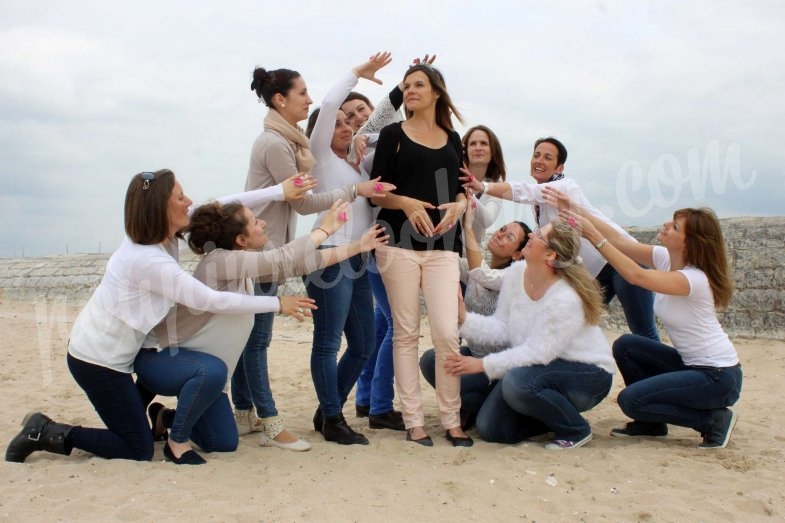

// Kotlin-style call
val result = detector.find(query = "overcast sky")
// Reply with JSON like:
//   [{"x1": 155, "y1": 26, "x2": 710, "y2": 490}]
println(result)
[{"x1": 1, "y1": 0, "x2": 782, "y2": 258}]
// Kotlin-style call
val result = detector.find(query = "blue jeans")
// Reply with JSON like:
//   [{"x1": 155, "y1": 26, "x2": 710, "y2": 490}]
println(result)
[
  {"x1": 67, "y1": 353, "x2": 153, "y2": 461},
  {"x1": 419, "y1": 347, "x2": 493, "y2": 425},
  {"x1": 135, "y1": 348, "x2": 237, "y2": 451},
  {"x1": 231, "y1": 281, "x2": 278, "y2": 417},
  {"x1": 355, "y1": 262, "x2": 396, "y2": 415},
  {"x1": 613, "y1": 334, "x2": 743, "y2": 432},
  {"x1": 304, "y1": 251, "x2": 374, "y2": 418},
  {"x1": 476, "y1": 360, "x2": 613, "y2": 443},
  {"x1": 597, "y1": 263, "x2": 659, "y2": 341}
]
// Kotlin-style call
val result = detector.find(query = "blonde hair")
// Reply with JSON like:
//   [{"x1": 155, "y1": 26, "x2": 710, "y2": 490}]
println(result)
[{"x1": 547, "y1": 220, "x2": 604, "y2": 325}]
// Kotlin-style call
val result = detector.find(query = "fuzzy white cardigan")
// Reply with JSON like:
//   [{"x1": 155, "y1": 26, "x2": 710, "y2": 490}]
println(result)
[{"x1": 459, "y1": 261, "x2": 615, "y2": 380}]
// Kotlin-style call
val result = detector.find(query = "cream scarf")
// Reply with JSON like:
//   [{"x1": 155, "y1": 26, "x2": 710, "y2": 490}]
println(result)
[{"x1": 263, "y1": 109, "x2": 315, "y2": 174}]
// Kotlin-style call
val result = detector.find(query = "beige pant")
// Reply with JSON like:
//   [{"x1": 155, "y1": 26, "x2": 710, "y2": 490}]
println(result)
[{"x1": 375, "y1": 245, "x2": 461, "y2": 430}]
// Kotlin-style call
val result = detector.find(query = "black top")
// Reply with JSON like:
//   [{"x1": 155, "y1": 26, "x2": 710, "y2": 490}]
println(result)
[{"x1": 371, "y1": 122, "x2": 463, "y2": 253}]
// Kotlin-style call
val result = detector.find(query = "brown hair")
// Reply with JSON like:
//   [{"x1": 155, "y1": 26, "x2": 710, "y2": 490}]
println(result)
[
  {"x1": 674, "y1": 207, "x2": 734, "y2": 310},
  {"x1": 403, "y1": 64, "x2": 463, "y2": 132},
  {"x1": 462, "y1": 125, "x2": 507, "y2": 182},
  {"x1": 547, "y1": 220, "x2": 604, "y2": 325},
  {"x1": 124, "y1": 169, "x2": 177, "y2": 245},
  {"x1": 185, "y1": 201, "x2": 249, "y2": 255}
]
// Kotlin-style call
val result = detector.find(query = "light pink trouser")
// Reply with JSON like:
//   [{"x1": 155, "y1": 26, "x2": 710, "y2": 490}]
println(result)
[{"x1": 375, "y1": 245, "x2": 461, "y2": 430}]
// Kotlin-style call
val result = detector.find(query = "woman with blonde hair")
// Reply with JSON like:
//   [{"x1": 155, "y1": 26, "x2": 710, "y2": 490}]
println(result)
[
  {"x1": 550, "y1": 190, "x2": 742, "y2": 449},
  {"x1": 448, "y1": 220, "x2": 614, "y2": 450}
]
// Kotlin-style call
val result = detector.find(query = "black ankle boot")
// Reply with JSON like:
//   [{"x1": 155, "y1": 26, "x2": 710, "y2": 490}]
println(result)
[
  {"x1": 322, "y1": 414, "x2": 368, "y2": 445},
  {"x1": 6, "y1": 412, "x2": 73, "y2": 463},
  {"x1": 313, "y1": 407, "x2": 323, "y2": 433}
]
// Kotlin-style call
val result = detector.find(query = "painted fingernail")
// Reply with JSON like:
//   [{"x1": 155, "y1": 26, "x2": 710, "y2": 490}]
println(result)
[{"x1": 294, "y1": 176, "x2": 304, "y2": 187}]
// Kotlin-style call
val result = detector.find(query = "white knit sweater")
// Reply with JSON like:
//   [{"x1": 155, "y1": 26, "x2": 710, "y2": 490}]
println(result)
[{"x1": 459, "y1": 260, "x2": 615, "y2": 380}]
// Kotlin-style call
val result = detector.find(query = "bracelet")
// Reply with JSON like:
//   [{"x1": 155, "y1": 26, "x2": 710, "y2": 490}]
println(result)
[
  {"x1": 275, "y1": 296, "x2": 282, "y2": 314},
  {"x1": 595, "y1": 238, "x2": 608, "y2": 250},
  {"x1": 481, "y1": 180, "x2": 489, "y2": 196},
  {"x1": 350, "y1": 183, "x2": 358, "y2": 201},
  {"x1": 317, "y1": 227, "x2": 331, "y2": 237}
]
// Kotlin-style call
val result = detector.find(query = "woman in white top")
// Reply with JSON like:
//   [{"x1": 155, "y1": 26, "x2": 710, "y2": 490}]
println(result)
[
  {"x1": 448, "y1": 220, "x2": 614, "y2": 450},
  {"x1": 5, "y1": 169, "x2": 310, "y2": 464},
  {"x1": 139, "y1": 199, "x2": 387, "y2": 462},
  {"x1": 302, "y1": 53, "x2": 396, "y2": 445},
  {"x1": 461, "y1": 125, "x2": 506, "y2": 243},
  {"x1": 552, "y1": 195, "x2": 742, "y2": 449}
]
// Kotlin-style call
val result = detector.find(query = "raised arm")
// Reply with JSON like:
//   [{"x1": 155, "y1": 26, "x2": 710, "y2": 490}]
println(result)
[{"x1": 564, "y1": 209, "x2": 689, "y2": 297}]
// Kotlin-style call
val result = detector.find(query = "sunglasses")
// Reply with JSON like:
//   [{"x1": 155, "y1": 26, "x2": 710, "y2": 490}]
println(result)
[
  {"x1": 535, "y1": 229, "x2": 553, "y2": 249},
  {"x1": 141, "y1": 171, "x2": 155, "y2": 190}
]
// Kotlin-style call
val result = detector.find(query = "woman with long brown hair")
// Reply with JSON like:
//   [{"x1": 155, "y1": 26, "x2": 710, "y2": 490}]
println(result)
[
  {"x1": 551, "y1": 192, "x2": 742, "y2": 449},
  {"x1": 371, "y1": 63, "x2": 471, "y2": 446}
]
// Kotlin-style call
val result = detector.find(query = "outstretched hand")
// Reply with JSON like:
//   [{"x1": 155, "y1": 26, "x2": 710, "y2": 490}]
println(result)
[
  {"x1": 319, "y1": 199, "x2": 350, "y2": 235},
  {"x1": 412, "y1": 54, "x2": 436, "y2": 66},
  {"x1": 445, "y1": 353, "x2": 483, "y2": 376},
  {"x1": 279, "y1": 295, "x2": 317, "y2": 322},
  {"x1": 358, "y1": 224, "x2": 389, "y2": 252},
  {"x1": 357, "y1": 177, "x2": 396, "y2": 198},
  {"x1": 282, "y1": 173, "x2": 316, "y2": 201},
  {"x1": 559, "y1": 209, "x2": 595, "y2": 239},
  {"x1": 353, "y1": 51, "x2": 393, "y2": 85},
  {"x1": 541, "y1": 186, "x2": 574, "y2": 212},
  {"x1": 459, "y1": 164, "x2": 483, "y2": 193}
]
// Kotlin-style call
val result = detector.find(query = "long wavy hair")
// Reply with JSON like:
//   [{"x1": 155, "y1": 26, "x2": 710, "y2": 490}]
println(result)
[
  {"x1": 674, "y1": 207, "x2": 734, "y2": 310},
  {"x1": 403, "y1": 64, "x2": 463, "y2": 132}
]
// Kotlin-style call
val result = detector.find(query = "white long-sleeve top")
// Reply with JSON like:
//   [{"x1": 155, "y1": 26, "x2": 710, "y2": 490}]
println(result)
[
  {"x1": 469, "y1": 187, "x2": 503, "y2": 242},
  {"x1": 67, "y1": 185, "x2": 286, "y2": 374},
  {"x1": 459, "y1": 260, "x2": 615, "y2": 380},
  {"x1": 310, "y1": 71, "x2": 372, "y2": 246},
  {"x1": 509, "y1": 177, "x2": 635, "y2": 277}
]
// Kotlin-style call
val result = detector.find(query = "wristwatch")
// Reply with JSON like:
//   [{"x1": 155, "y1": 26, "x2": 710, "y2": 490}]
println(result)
[{"x1": 480, "y1": 181, "x2": 490, "y2": 196}]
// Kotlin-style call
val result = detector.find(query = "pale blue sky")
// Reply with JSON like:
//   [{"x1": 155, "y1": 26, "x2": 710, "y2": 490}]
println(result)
[{"x1": 1, "y1": 0, "x2": 782, "y2": 257}]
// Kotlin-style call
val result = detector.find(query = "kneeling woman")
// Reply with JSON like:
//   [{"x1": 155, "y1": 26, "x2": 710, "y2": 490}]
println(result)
[
  {"x1": 554, "y1": 199, "x2": 741, "y2": 449},
  {"x1": 140, "y1": 199, "x2": 388, "y2": 463},
  {"x1": 448, "y1": 220, "x2": 614, "y2": 450}
]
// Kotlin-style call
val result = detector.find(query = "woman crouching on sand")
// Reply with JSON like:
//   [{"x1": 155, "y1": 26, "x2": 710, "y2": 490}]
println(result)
[
  {"x1": 548, "y1": 187, "x2": 742, "y2": 448},
  {"x1": 138, "y1": 198, "x2": 388, "y2": 463},
  {"x1": 6, "y1": 170, "x2": 310, "y2": 464},
  {"x1": 448, "y1": 220, "x2": 614, "y2": 450}
]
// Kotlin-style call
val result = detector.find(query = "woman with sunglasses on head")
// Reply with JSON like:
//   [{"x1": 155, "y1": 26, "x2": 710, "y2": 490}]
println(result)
[
  {"x1": 549, "y1": 192, "x2": 741, "y2": 449},
  {"x1": 6, "y1": 170, "x2": 311, "y2": 464},
  {"x1": 235, "y1": 64, "x2": 393, "y2": 450},
  {"x1": 140, "y1": 199, "x2": 387, "y2": 463},
  {"x1": 448, "y1": 219, "x2": 614, "y2": 450},
  {"x1": 301, "y1": 52, "x2": 397, "y2": 445},
  {"x1": 371, "y1": 62, "x2": 471, "y2": 447},
  {"x1": 419, "y1": 196, "x2": 532, "y2": 430}
]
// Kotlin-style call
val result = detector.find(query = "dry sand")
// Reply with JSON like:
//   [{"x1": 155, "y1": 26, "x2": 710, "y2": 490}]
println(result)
[{"x1": 1, "y1": 300, "x2": 783, "y2": 522}]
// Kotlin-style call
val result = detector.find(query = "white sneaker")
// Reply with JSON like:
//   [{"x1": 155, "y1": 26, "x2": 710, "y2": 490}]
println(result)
[
  {"x1": 258, "y1": 416, "x2": 311, "y2": 452},
  {"x1": 545, "y1": 433, "x2": 593, "y2": 450}
]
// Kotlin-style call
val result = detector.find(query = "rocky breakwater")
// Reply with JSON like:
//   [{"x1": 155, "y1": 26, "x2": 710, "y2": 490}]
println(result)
[{"x1": 1, "y1": 216, "x2": 783, "y2": 340}]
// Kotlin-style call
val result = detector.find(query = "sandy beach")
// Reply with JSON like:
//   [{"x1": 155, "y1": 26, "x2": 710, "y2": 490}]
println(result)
[{"x1": 1, "y1": 300, "x2": 783, "y2": 522}]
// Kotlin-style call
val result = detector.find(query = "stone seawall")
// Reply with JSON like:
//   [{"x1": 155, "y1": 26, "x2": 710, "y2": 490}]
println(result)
[{"x1": 1, "y1": 217, "x2": 783, "y2": 340}]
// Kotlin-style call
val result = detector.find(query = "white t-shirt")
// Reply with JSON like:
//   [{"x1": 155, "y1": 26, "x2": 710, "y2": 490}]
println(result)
[{"x1": 652, "y1": 246, "x2": 738, "y2": 367}]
